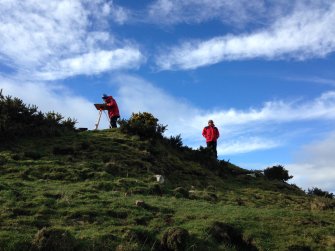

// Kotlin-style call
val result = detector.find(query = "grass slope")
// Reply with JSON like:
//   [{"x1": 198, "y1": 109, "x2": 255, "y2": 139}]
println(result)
[{"x1": 0, "y1": 129, "x2": 334, "y2": 251}]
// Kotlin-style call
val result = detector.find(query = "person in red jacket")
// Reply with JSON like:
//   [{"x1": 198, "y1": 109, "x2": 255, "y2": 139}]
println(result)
[
  {"x1": 102, "y1": 94, "x2": 120, "y2": 128},
  {"x1": 202, "y1": 119, "x2": 220, "y2": 158}
]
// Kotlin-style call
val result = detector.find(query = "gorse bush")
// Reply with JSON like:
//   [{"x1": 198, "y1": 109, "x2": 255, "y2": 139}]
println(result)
[
  {"x1": 118, "y1": 112, "x2": 167, "y2": 138},
  {"x1": 0, "y1": 90, "x2": 77, "y2": 141},
  {"x1": 264, "y1": 165, "x2": 293, "y2": 182}
]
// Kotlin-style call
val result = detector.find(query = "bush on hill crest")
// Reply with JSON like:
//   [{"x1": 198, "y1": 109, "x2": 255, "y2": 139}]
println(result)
[
  {"x1": 0, "y1": 90, "x2": 77, "y2": 141},
  {"x1": 307, "y1": 187, "x2": 334, "y2": 199},
  {"x1": 118, "y1": 112, "x2": 167, "y2": 139},
  {"x1": 264, "y1": 165, "x2": 293, "y2": 182}
]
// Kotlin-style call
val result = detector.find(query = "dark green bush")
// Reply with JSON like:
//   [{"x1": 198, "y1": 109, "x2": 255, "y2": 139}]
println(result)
[
  {"x1": 307, "y1": 187, "x2": 334, "y2": 199},
  {"x1": 0, "y1": 91, "x2": 77, "y2": 141},
  {"x1": 264, "y1": 165, "x2": 293, "y2": 182},
  {"x1": 31, "y1": 227, "x2": 76, "y2": 251},
  {"x1": 167, "y1": 134, "x2": 183, "y2": 149},
  {"x1": 52, "y1": 146, "x2": 75, "y2": 155},
  {"x1": 173, "y1": 187, "x2": 189, "y2": 198},
  {"x1": 12, "y1": 153, "x2": 22, "y2": 161},
  {"x1": 80, "y1": 141, "x2": 90, "y2": 150},
  {"x1": 207, "y1": 222, "x2": 257, "y2": 250},
  {"x1": 148, "y1": 183, "x2": 163, "y2": 195},
  {"x1": 24, "y1": 151, "x2": 43, "y2": 160},
  {"x1": 0, "y1": 155, "x2": 6, "y2": 166},
  {"x1": 287, "y1": 245, "x2": 312, "y2": 251},
  {"x1": 118, "y1": 112, "x2": 167, "y2": 139},
  {"x1": 161, "y1": 227, "x2": 189, "y2": 251}
]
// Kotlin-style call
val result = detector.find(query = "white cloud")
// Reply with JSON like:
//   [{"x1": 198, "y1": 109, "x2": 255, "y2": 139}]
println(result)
[
  {"x1": 108, "y1": 0, "x2": 129, "y2": 25},
  {"x1": 195, "y1": 92, "x2": 335, "y2": 127},
  {"x1": 0, "y1": 77, "x2": 99, "y2": 129},
  {"x1": 286, "y1": 76, "x2": 335, "y2": 87},
  {"x1": 112, "y1": 75, "x2": 335, "y2": 155},
  {"x1": 0, "y1": 0, "x2": 142, "y2": 80},
  {"x1": 148, "y1": 0, "x2": 332, "y2": 27},
  {"x1": 156, "y1": 2, "x2": 335, "y2": 70},
  {"x1": 218, "y1": 138, "x2": 280, "y2": 155},
  {"x1": 148, "y1": 0, "x2": 269, "y2": 26},
  {"x1": 36, "y1": 48, "x2": 144, "y2": 80},
  {"x1": 288, "y1": 132, "x2": 335, "y2": 193}
]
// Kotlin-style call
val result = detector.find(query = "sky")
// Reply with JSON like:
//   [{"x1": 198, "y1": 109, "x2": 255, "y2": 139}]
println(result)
[{"x1": 0, "y1": 0, "x2": 335, "y2": 193}]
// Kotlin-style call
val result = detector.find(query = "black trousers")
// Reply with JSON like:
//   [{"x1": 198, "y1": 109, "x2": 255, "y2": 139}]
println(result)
[
  {"x1": 207, "y1": 141, "x2": 217, "y2": 158},
  {"x1": 110, "y1": 116, "x2": 120, "y2": 128}
]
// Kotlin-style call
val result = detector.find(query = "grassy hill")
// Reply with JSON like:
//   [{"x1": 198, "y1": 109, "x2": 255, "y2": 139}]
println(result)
[{"x1": 0, "y1": 128, "x2": 334, "y2": 251}]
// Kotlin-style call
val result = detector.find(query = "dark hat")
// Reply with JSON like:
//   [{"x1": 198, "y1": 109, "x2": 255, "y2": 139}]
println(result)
[
  {"x1": 208, "y1": 119, "x2": 214, "y2": 124},
  {"x1": 102, "y1": 94, "x2": 108, "y2": 99}
]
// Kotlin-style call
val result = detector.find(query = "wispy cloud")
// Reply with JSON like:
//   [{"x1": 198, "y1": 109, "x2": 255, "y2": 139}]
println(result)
[
  {"x1": 147, "y1": 0, "x2": 281, "y2": 27},
  {"x1": 155, "y1": 2, "x2": 335, "y2": 70},
  {"x1": 101, "y1": 0, "x2": 129, "y2": 25},
  {"x1": 286, "y1": 76, "x2": 335, "y2": 87},
  {"x1": 218, "y1": 138, "x2": 280, "y2": 155},
  {"x1": 35, "y1": 48, "x2": 144, "y2": 80},
  {"x1": 0, "y1": 0, "x2": 142, "y2": 80},
  {"x1": 111, "y1": 75, "x2": 335, "y2": 154},
  {"x1": 288, "y1": 131, "x2": 335, "y2": 193}
]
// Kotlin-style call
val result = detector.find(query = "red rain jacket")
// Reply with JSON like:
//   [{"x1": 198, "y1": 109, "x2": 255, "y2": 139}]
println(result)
[
  {"x1": 202, "y1": 125, "x2": 220, "y2": 142},
  {"x1": 104, "y1": 96, "x2": 120, "y2": 118}
]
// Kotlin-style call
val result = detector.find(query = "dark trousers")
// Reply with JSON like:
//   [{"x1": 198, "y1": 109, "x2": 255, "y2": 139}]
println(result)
[
  {"x1": 207, "y1": 141, "x2": 217, "y2": 158},
  {"x1": 110, "y1": 116, "x2": 119, "y2": 128}
]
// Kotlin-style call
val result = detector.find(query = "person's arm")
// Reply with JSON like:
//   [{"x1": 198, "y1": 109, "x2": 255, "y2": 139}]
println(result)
[
  {"x1": 106, "y1": 99, "x2": 115, "y2": 109},
  {"x1": 202, "y1": 127, "x2": 207, "y2": 138},
  {"x1": 216, "y1": 127, "x2": 220, "y2": 139}
]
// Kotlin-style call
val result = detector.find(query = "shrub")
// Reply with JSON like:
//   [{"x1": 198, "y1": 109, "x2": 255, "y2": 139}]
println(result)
[
  {"x1": 0, "y1": 91, "x2": 77, "y2": 141},
  {"x1": 167, "y1": 134, "x2": 183, "y2": 149},
  {"x1": 24, "y1": 151, "x2": 43, "y2": 160},
  {"x1": 207, "y1": 222, "x2": 257, "y2": 250},
  {"x1": 0, "y1": 155, "x2": 6, "y2": 166},
  {"x1": 287, "y1": 245, "x2": 312, "y2": 251},
  {"x1": 307, "y1": 187, "x2": 334, "y2": 199},
  {"x1": 181, "y1": 146, "x2": 217, "y2": 168},
  {"x1": 161, "y1": 227, "x2": 189, "y2": 251},
  {"x1": 148, "y1": 183, "x2": 163, "y2": 195},
  {"x1": 310, "y1": 198, "x2": 335, "y2": 211},
  {"x1": 173, "y1": 187, "x2": 189, "y2": 198},
  {"x1": 119, "y1": 112, "x2": 167, "y2": 139},
  {"x1": 31, "y1": 227, "x2": 76, "y2": 251},
  {"x1": 53, "y1": 146, "x2": 75, "y2": 155},
  {"x1": 264, "y1": 165, "x2": 293, "y2": 182}
]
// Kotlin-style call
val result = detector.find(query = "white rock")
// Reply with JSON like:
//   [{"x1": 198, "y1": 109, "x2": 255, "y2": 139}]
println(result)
[
  {"x1": 135, "y1": 200, "x2": 145, "y2": 207},
  {"x1": 154, "y1": 175, "x2": 165, "y2": 184}
]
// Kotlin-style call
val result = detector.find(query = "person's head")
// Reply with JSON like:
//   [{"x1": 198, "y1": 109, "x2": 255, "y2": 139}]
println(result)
[
  {"x1": 208, "y1": 119, "x2": 214, "y2": 126},
  {"x1": 102, "y1": 94, "x2": 108, "y2": 100}
]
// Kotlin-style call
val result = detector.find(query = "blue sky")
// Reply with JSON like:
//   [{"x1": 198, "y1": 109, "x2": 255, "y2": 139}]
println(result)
[{"x1": 1, "y1": 0, "x2": 335, "y2": 192}]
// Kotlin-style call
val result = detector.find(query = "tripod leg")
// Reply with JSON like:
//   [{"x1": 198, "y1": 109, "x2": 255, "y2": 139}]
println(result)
[{"x1": 95, "y1": 110, "x2": 102, "y2": 130}]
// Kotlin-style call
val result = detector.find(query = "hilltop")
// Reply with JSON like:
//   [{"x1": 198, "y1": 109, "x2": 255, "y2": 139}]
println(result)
[{"x1": 0, "y1": 126, "x2": 334, "y2": 251}]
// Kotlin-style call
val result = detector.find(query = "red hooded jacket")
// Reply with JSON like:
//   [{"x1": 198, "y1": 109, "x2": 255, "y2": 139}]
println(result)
[
  {"x1": 104, "y1": 96, "x2": 120, "y2": 118},
  {"x1": 202, "y1": 125, "x2": 220, "y2": 142}
]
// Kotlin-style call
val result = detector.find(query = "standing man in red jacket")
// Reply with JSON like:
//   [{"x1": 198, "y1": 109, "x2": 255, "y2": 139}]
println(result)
[
  {"x1": 102, "y1": 94, "x2": 120, "y2": 128},
  {"x1": 202, "y1": 119, "x2": 220, "y2": 158}
]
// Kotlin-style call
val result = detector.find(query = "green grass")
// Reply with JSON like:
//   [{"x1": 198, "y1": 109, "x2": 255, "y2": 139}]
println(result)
[{"x1": 0, "y1": 129, "x2": 334, "y2": 250}]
